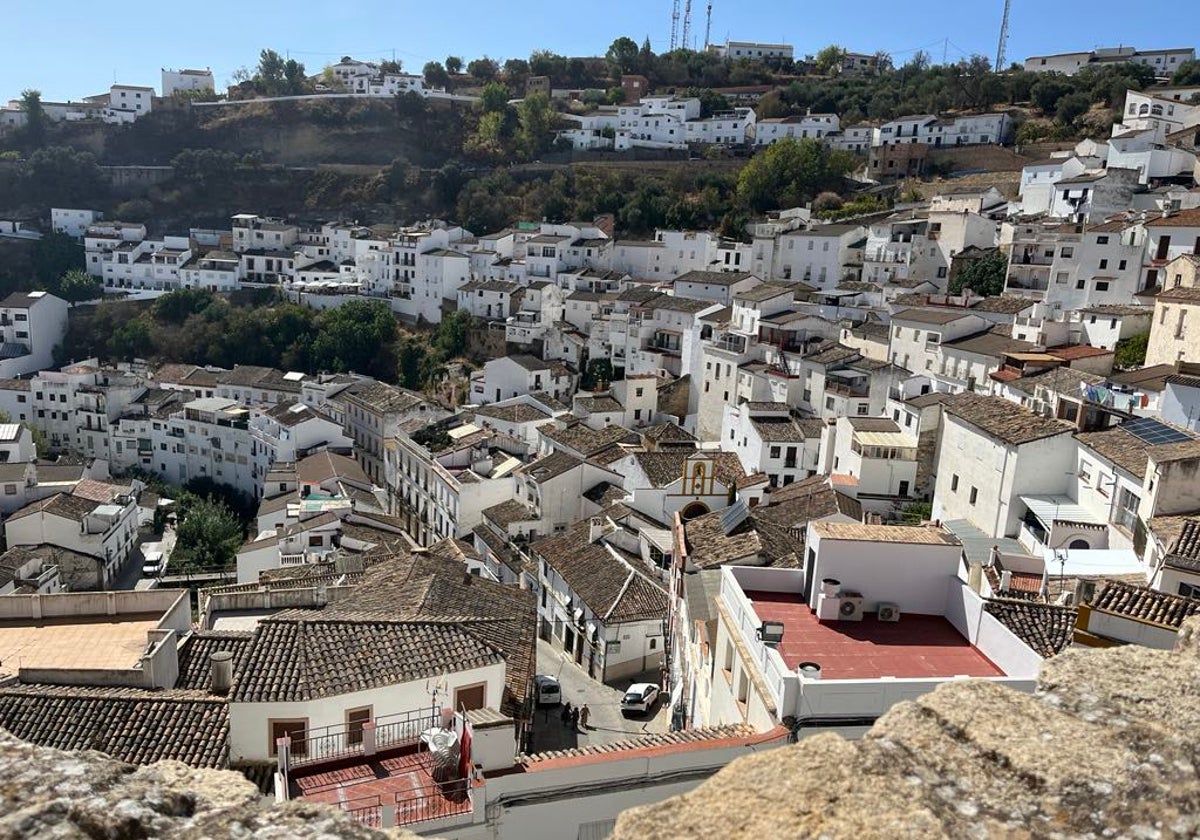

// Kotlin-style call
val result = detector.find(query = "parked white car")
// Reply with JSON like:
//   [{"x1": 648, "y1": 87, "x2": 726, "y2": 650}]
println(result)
[{"x1": 620, "y1": 682, "x2": 660, "y2": 714}]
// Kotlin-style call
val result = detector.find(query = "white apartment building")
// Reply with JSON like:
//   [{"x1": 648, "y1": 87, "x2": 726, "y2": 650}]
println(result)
[
  {"x1": 773, "y1": 224, "x2": 866, "y2": 287},
  {"x1": 708, "y1": 41, "x2": 794, "y2": 62},
  {"x1": 753, "y1": 113, "x2": 841, "y2": 146},
  {"x1": 104, "y1": 85, "x2": 154, "y2": 123},
  {"x1": 700, "y1": 527, "x2": 1039, "y2": 732},
  {"x1": 1024, "y1": 47, "x2": 1195, "y2": 77},
  {"x1": 722, "y1": 402, "x2": 822, "y2": 487},
  {"x1": 161, "y1": 68, "x2": 215, "y2": 96},
  {"x1": 872, "y1": 113, "x2": 1011, "y2": 148},
  {"x1": 5, "y1": 483, "x2": 141, "y2": 590},
  {"x1": 50, "y1": 208, "x2": 102, "y2": 239},
  {"x1": 0, "y1": 292, "x2": 69, "y2": 379},
  {"x1": 30, "y1": 361, "x2": 145, "y2": 461},
  {"x1": 888, "y1": 310, "x2": 989, "y2": 375}
]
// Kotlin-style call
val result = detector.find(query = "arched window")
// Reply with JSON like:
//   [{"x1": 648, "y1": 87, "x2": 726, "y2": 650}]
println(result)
[
  {"x1": 1068, "y1": 538, "x2": 1090, "y2": 550},
  {"x1": 680, "y1": 501, "x2": 710, "y2": 521}
]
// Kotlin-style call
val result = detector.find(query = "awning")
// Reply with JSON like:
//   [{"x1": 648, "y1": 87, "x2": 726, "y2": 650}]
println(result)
[
  {"x1": 1041, "y1": 548, "x2": 1144, "y2": 578},
  {"x1": 1019, "y1": 495, "x2": 1104, "y2": 526},
  {"x1": 855, "y1": 430, "x2": 917, "y2": 447}
]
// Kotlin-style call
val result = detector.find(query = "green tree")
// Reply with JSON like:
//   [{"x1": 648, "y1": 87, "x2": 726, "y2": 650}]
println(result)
[
  {"x1": 53, "y1": 268, "x2": 102, "y2": 303},
  {"x1": 1055, "y1": 91, "x2": 1092, "y2": 125},
  {"x1": 18, "y1": 89, "x2": 46, "y2": 148},
  {"x1": 1172, "y1": 60, "x2": 1200, "y2": 86},
  {"x1": 516, "y1": 92, "x2": 556, "y2": 159},
  {"x1": 606, "y1": 36, "x2": 641, "y2": 77},
  {"x1": 467, "y1": 57, "x2": 499, "y2": 81},
  {"x1": 153, "y1": 288, "x2": 217, "y2": 324},
  {"x1": 949, "y1": 250, "x2": 1008, "y2": 297},
  {"x1": 478, "y1": 82, "x2": 510, "y2": 114},
  {"x1": 445, "y1": 56, "x2": 464, "y2": 75},
  {"x1": 423, "y1": 61, "x2": 450, "y2": 89},
  {"x1": 32, "y1": 232, "x2": 84, "y2": 287},
  {"x1": 309, "y1": 300, "x2": 397, "y2": 378},
  {"x1": 815, "y1": 45, "x2": 847, "y2": 75},
  {"x1": 173, "y1": 497, "x2": 243, "y2": 573},
  {"x1": 735, "y1": 138, "x2": 855, "y2": 212},
  {"x1": 684, "y1": 87, "x2": 729, "y2": 118},
  {"x1": 1114, "y1": 333, "x2": 1149, "y2": 370}
]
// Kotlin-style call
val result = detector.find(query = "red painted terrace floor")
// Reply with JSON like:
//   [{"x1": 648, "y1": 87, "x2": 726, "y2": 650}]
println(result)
[
  {"x1": 291, "y1": 750, "x2": 470, "y2": 827},
  {"x1": 744, "y1": 590, "x2": 1004, "y2": 680}
]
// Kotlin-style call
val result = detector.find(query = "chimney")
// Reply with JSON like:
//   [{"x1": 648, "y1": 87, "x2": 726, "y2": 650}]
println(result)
[
  {"x1": 209, "y1": 651, "x2": 234, "y2": 695},
  {"x1": 999, "y1": 569, "x2": 1012, "y2": 592},
  {"x1": 588, "y1": 516, "x2": 605, "y2": 544}
]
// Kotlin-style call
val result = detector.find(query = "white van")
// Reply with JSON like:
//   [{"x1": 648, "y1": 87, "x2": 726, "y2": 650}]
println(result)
[
  {"x1": 533, "y1": 674, "x2": 561, "y2": 706},
  {"x1": 141, "y1": 551, "x2": 164, "y2": 578}
]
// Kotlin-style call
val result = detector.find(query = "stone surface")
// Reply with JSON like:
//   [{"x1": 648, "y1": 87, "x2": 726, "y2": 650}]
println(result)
[
  {"x1": 611, "y1": 617, "x2": 1200, "y2": 840},
  {"x1": 0, "y1": 731, "x2": 417, "y2": 839}
]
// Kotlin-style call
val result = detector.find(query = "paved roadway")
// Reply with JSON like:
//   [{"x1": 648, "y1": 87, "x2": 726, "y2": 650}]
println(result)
[{"x1": 527, "y1": 639, "x2": 670, "y2": 753}]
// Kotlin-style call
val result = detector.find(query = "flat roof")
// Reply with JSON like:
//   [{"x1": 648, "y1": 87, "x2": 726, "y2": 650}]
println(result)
[
  {"x1": 746, "y1": 591, "x2": 1004, "y2": 680},
  {"x1": 0, "y1": 612, "x2": 161, "y2": 678}
]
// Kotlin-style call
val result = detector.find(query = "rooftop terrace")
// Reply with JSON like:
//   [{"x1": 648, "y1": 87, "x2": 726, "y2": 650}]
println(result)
[{"x1": 745, "y1": 590, "x2": 1004, "y2": 681}]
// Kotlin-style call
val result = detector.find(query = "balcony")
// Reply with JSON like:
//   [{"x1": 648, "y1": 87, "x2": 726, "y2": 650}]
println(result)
[
  {"x1": 826, "y1": 380, "x2": 869, "y2": 398},
  {"x1": 284, "y1": 708, "x2": 474, "y2": 830}
]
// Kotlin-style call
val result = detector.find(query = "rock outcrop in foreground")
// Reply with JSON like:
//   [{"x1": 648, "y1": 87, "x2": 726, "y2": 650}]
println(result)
[
  {"x1": 0, "y1": 735, "x2": 416, "y2": 839},
  {"x1": 613, "y1": 618, "x2": 1200, "y2": 840}
]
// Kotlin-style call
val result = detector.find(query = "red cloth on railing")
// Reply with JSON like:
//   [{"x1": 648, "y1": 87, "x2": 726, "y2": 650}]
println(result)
[{"x1": 458, "y1": 719, "x2": 472, "y2": 781}]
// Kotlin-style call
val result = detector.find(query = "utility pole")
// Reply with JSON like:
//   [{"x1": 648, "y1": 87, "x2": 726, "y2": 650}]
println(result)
[
  {"x1": 995, "y1": 0, "x2": 1012, "y2": 70},
  {"x1": 681, "y1": 0, "x2": 693, "y2": 51},
  {"x1": 703, "y1": 1, "x2": 713, "y2": 51},
  {"x1": 670, "y1": 0, "x2": 681, "y2": 51}
]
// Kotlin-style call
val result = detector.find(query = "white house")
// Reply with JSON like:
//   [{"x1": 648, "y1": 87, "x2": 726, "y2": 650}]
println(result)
[
  {"x1": 161, "y1": 68, "x2": 215, "y2": 97},
  {"x1": 50, "y1": 208, "x2": 102, "y2": 239},
  {"x1": 0, "y1": 291, "x2": 69, "y2": 379}
]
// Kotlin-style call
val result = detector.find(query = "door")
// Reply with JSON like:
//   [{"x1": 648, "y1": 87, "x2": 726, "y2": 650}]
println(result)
[
  {"x1": 347, "y1": 707, "x2": 371, "y2": 746},
  {"x1": 898, "y1": 480, "x2": 910, "y2": 497},
  {"x1": 1156, "y1": 235, "x2": 1171, "y2": 260},
  {"x1": 271, "y1": 719, "x2": 308, "y2": 756}
]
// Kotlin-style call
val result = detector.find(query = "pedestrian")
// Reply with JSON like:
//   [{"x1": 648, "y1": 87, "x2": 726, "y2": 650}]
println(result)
[
  {"x1": 579, "y1": 704, "x2": 591, "y2": 730},
  {"x1": 560, "y1": 702, "x2": 572, "y2": 726},
  {"x1": 570, "y1": 706, "x2": 580, "y2": 731}
]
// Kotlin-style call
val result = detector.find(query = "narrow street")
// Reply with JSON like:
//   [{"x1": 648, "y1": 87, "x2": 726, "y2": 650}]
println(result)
[{"x1": 527, "y1": 639, "x2": 670, "y2": 754}]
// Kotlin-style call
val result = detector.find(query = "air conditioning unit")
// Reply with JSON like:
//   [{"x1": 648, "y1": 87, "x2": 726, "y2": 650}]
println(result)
[
  {"x1": 816, "y1": 592, "x2": 842, "y2": 621},
  {"x1": 838, "y1": 593, "x2": 865, "y2": 622},
  {"x1": 877, "y1": 602, "x2": 901, "y2": 623}
]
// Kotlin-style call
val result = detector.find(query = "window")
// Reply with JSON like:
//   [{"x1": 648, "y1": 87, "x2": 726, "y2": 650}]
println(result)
[
  {"x1": 825, "y1": 397, "x2": 835, "y2": 410},
  {"x1": 269, "y1": 720, "x2": 308, "y2": 757},
  {"x1": 1118, "y1": 260, "x2": 1127, "y2": 271},
  {"x1": 346, "y1": 707, "x2": 372, "y2": 746},
  {"x1": 453, "y1": 683, "x2": 486, "y2": 712},
  {"x1": 1099, "y1": 259, "x2": 1108, "y2": 270},
  {"x1": 308, "y1": 535, "x2": 323, "y2": 547},
  {"x1": 1096, "y1": 281, "x2": 1109, "y2": 292},
  {"x1": 769, "y1": 446, "x2": 781, "y2": 459},
  {"x1": 1061, "y1": 247, "x2": 1074, "y2": 258},
  {"x1": 1179, "y1": 582, "x2": 1200, "y2": 599},
  {"x1": 1079, "y1": 461, "x2": 1092, "y2": 484},
  {"x1": 856, "y1": 404, "x2": 870, "y2": 415},
  {"x1": 951, "y1": 474, "x2": 959, "y2": 492},
  {"x1": 1097, "y1": 236, "x2": 1109, "y2": 245},
  {"x1": 3, "y1": 484, "x2": 14, "y2": 495},
  {"x1": 969, "y1": 486, "x2": 978, "y2": 505}
]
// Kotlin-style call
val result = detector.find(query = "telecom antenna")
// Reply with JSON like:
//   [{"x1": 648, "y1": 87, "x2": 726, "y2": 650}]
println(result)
[
  {"x1": 670, "y1": 0, "x2": 681, "y2": 51},
  {"x1": 703, "y1": 1, "x2": 713, "y2": 50},
  {"x1": 681, "y1": 0, "x2": 693, "y2": 51},
  {"x1": 995, "y1": 0, "x2": 1012, "y2": 70}
]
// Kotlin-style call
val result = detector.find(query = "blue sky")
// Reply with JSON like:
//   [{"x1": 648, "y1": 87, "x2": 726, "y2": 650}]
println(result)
[{"x1": 3, "y1": 0, "x2": 1190, "y2": 102}]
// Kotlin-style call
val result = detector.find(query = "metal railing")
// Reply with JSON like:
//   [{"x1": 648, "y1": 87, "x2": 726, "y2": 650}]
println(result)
[
  {"x1": 342, "y1": 778, "x2": 472, "y2": 829},
  {"x1": 290, "y1": 708, "x2": 437, "y2": 768}
]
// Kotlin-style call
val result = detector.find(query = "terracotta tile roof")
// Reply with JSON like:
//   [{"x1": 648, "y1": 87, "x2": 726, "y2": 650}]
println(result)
[
  {"x1": 810, "y1": 521, "x2": 960, "y2": 545},
  {"x1": 472, "y1": 524, "x2": 533, "y2": 577},
  {"x1": 541, "y1": 422, "x2": 640, "y2": 457},
  {"x1": 984, "y1": 599, "x2": 1076, "y2": 658},
  {"x1": 943, "y1": 392, "x2": 1073, "y2": 446},
  {"x1": 1046, "y1": 344, "x2": 1113, "y2": 361},
  {"x1": 531, "y1": 509, "x2": 668, "y2": 624},
  {"x1": 755, "y1": 475, "x2": 862, "y2": 530},
  {"x1": 483, "y1": 499, "x2": 537, "y2": 528},
  {"x1": 685, "y1": 511, "x2": 805, "y2": 569},
  {"x1": 519, "y1": 723, "x2": 757, "y2": 766},
  {"x1": 891, "y1": 308, "x2": 976, "y2": 325},
  {"x1": 632, "y1": 451, "x2": 745, "y2": 488},
  {"x1": 473, "y1": 403, "x2": 552, "y2": 424},
  {"x1": 175, "y1": 631, "x2": 253, "y2": 692},
  {"x1": 296, "y1": 450, "x2": 370, "y2": 486},
  {"x1": 1164, "y1": 519, "x2": 1200, "y2": 572},
  {"x1": 231, "y1": 617, "x2": 503, "y2": 703},
  {"x1": 751, "y1": 417, "x2": 821, "y2": 443},
  {"x1": 303, "y1": 553, "x2": 536, "y2": 717},
  {"x1": 641, "y1": 422, "x2": 697, "y2": 444},
  {"x1": 1088, "y1": 580, "x2": 1200, "y2": 629},
  {"x1": 970, "y1": 296, "x2": 1037, "y2": 314},
  {"x1": 520, "y1": 450, "x2": 583, "y2": 483},
  {"x1": 1145, "y1": 208, "x2": 1200, "y2": 227},
  {"x1": 1076, "y1": 427, "x2": 1151, "y2": 477},
  {"x1": 0, "y1": 686, "x2": 229, "y2": 767},
  {"x1": 6, "y1": 493, "x2": 102, "y2": 523},
  {"x1": 1006, "y1": 366, "x2": 1102, "y2": 397},
  {"x1": 674, "y1": 270, "x2": 755, "y2": 287},
  {"x1": 342, "y1": 380, "x2": 426, "y2": 414}
]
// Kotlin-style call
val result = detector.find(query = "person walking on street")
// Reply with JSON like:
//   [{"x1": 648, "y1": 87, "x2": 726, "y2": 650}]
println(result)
[
  {"x1": 579, "y1": 704, "x2": 591, "y2": 730},
  {"x1": 560, "y1": 702, "x2": 572, "y2": 726},
  {"x1": 570, "y1": 706, "x2": 580, "y2": 731}
]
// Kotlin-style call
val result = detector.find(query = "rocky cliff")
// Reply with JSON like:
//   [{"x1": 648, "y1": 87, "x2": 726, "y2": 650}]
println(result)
[
  {"x1": 612, "y1": 619, "x2": 1200, "y2": 839},
  {"x1": 0, "y1": 734, "x2": 416, "y2": 839}
]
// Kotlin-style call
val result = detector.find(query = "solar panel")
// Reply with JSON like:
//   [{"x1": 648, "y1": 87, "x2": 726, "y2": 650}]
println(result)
[{"x1": 1123, "y1": 417, "x2": 1195, "y2": 446}]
